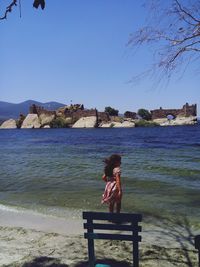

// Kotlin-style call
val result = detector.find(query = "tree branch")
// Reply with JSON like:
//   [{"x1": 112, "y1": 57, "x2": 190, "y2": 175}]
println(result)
[
  {"x1": 129, "y1": 1, "x2": 200, "y2": 81},
  {"x1": 0, "y1": 0, "x2": 46, "y2": 20},
  {"x1": 0, "y1": 0, "x2": 18, "y2": 20},
  {"x1": 166, "y1": 41, "x2": 200, "y2": 65},
  {"x1": 175, "y1": 0, "x2": 200, "y2": 24}
]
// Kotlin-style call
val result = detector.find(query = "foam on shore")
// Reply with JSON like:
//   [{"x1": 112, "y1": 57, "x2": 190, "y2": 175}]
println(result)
[{"x1": 0, "y1": 204, "x2": 83, "y2": 235}]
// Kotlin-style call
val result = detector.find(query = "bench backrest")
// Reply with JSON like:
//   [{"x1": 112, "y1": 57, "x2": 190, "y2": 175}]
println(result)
[
  {"x1": 83, "y1": 211, "x2": 142, "y2": 267},
  {"x1": 83, "y1": 211, "x2": 142, "y2": 241}
]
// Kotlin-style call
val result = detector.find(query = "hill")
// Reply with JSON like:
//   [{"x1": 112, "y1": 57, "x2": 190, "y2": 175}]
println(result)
[{"x1": 0, "y1": 100, "x2": 66, "y2": 121}]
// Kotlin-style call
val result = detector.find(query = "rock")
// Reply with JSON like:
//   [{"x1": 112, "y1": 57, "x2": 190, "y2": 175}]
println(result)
[
  {"x1": 121, "y1": 121, "x2": 135, "y2": 127},
  {"x1": 100, "y1": 122, "x2": 113, "y2": 128},
  {"x1": 56, "y1": 106, "x2": 68, "y2": 117},
  {"x1": 39, "y1": 113, "x2": 55, "y2": 126},
  {"x1": 113, "y1": 122, "x2": 123, "y2": 127},
  {"x1": 110, "y1": 116, "x2": 123, "y2": 123},
  {"x1": 0, "y1": 119, "x2": 17, "y2": 129},
  {"x1": 171, "y1": 116, "x2": 197, "y2": 126},
  {"x1": 100, "y1": 121, "x2": 135, "y2": 128},
  {"x1": 21, "y1": 114, "x2": 41, "y2": 129},
  {"x1": 153, "y1": 116, "x2": 197, "y2": 126},
  {"x1": 43, "y1": 125, "x2": 50, "y2": 128},
  {"x1": 113, "y1": 121, "x2": 135, "y2": 128},
  {"x1": 65, "y1": 117, "x2": 73, "y2": 124},
  {"x1": 72, "y1": 116, "x2": 97, "y2": 128},
  {"x1": 152, "y1": 118, "x2": 168, "y2": 125}
]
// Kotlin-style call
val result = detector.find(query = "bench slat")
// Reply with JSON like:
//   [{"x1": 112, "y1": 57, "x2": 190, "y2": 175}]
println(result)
[
  {"x1": 84, "y1": 232, "x2": 142, "y2": 242},
  {"x1": 83, "y1": 211, "x2": 142, "y2": 222},
  {"x1": 84, "y1": 223, "x2": 142, "y2": 232}
]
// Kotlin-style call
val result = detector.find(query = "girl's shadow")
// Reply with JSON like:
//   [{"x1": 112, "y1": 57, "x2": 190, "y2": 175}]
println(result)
[{"x1": 22, "y1": 256, "x2": 69, "y2": 267}]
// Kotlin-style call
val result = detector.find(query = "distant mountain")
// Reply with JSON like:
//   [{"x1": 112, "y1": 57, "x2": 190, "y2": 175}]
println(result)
[{"x1": 0, "y1": 100, "x2": 66, "y2": 120}]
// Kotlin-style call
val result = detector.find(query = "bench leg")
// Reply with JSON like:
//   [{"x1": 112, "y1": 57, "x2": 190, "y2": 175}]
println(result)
[
  {"x1": 198, "y1": 250, "x2": 200, "y2": 267},
  {"x1": 133, "y1": 241, "x2": 139, "y2": 267},
  {"x1": 88, "y1": 238, "x2": 95, "y2": 267}
]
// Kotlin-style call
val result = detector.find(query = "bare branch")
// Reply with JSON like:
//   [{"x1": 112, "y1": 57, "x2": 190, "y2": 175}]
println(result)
[
  {"x1": 0, "y1": 0, "x2": 46, "y2": 20},
  {"x1": 129, "y1": 0, "x2": 200, "y2": 81},
  {"x1": 175, "y1": 0, "x2": 200, "y2": 24},
  {"x1": 169, "y1": 48, "x2": 186, "y2": 64},
  {"x1": 0, "y1": 0, "x2": 18, "y2": 20}
]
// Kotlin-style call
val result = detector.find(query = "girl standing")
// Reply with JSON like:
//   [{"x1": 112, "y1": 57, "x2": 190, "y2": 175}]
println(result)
[{"x1": 101, "y1": 154, "x2": 122, "y2": 213}]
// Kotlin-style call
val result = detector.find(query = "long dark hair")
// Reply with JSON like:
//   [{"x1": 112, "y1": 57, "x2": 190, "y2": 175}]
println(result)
[{"x1": 103, "y1": 154, "x2": 121, "y2": 177}]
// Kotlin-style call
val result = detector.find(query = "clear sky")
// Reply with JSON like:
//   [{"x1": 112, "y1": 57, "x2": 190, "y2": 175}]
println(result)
[{"x1": 1, "y1": 0, "x2": 199, "y2": 115}]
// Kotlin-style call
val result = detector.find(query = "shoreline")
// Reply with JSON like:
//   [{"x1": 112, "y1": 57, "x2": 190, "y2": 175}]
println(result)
[
  {"x1": 0, "y1": 205, "x2": 198, "y2": 267},
  {"x1": 0, "y1": 204, "x2": 83, "y2": 236},
  {"x1": 0, "y1": 119, "x2": 199, "y2": 129}
]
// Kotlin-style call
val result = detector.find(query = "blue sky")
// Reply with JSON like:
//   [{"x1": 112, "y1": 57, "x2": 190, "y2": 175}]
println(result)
[{"x1": 1, "y1": 0, "x2": 199, "y2": 115}]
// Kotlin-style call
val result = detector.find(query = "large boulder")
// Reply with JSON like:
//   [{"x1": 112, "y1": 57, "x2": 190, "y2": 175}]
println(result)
[
  {"x1": 72, "y1": 116, "x2": 97, "y2": 128},
  {"x1": 153, "y1": 116, "x2": 197, "y2": 126},
  {"x1": 21, "y1": 114, "x2": 41, "y2": 129},
  {"x1": 100, "y1": 122, "x2": 113, "y2": 128},
  {"x1": 171, "y1": 116, "x2": 197, "y2": 125},
  {"x1": 100, "y1": 121, "x2": 135, "y2": 128},
  {"x1": 118, "y1": 121, "x2": 135, "y2": 127},
  {"x1": 43, "y1": 125, "x2": 51, "y2": 128},
  {"x1": 39, "y1": 113, "x2": 55, "y2": 126},
  {"x1": 0, "y1": 119, "x2": 17, "y2": 129}
]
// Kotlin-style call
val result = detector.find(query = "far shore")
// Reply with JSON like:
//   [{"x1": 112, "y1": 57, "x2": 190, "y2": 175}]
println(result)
[
  {"x1": 0, "y1": 205, "x2": 198, "y2": 267},
  {"x1": 0, "y1": 102, "x2": 198, "y2": 129}
]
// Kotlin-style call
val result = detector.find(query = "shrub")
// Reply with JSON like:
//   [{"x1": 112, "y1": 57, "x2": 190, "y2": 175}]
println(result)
[
  {"x1": 105, "y1": 106, "x2": 119, "y2": 116},
  {"x1": 50, "y1": 117, "x2": 69, "y2": 128},
  {"x1": 124, "y1": 111, "x2": 137, "y2": 119},
  {"x1": 135, "y1": 120, "x2": 159, "y2": 127},
  {"x1": 138, "y1": 109, "x2": 152, "y2": 121}
]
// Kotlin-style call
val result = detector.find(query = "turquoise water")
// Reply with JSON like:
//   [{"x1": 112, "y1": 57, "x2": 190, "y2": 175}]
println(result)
[{"x1": 0, "y1": 126, "x2": 200, "y2": 224}]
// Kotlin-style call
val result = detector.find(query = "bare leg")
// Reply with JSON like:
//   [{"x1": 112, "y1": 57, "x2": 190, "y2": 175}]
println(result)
[
  {"x1": 109, "y1": 202, "x2": 114, "y2": 213},
  {"x1": 116, "y1": 201, "x2": 121, "y2": 213}
]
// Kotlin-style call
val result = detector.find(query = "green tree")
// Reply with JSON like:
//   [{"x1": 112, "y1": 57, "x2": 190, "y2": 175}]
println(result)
[
  {"x1": 124, "y1": 111, "x2": 136, "y2": 119},
  {"x1": 138, "y1": 109, "x2": 152, "y2": 121},
  {"x1": 105, "y1": 106, "x2": 119, "y2": 116}
]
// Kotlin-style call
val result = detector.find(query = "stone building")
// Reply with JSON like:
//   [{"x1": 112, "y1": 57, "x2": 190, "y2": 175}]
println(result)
[
  {"x1": 29, "y1": 104, "x2": 56, "y2": 116},
  {"x1": 150, "y1": 103, "x2": 197, "y2": 120},
  {"x1": 29, "y1": 104, "x2": 110, "y2": 125}
]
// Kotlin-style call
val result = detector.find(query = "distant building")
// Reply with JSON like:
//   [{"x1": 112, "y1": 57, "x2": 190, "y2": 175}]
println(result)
[{"x1": 150, "y1": 103, "x2": 197, "y2": 120}]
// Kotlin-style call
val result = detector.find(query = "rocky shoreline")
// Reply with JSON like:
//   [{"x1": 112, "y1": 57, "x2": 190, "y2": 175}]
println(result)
[{"x1": 0, "y1": 103, "x2": 198, "y2": 129}]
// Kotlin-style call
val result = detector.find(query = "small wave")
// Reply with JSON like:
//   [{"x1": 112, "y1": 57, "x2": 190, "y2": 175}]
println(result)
[
  {"x1": 0, "y1": 203, "x2": 82, "y2": 220},
  {"x1": 0, "y1": 203, "x2": 49, "y2": 216},
  {"x1": 0, "y1": 203, "x2": 21, "y2": 213}
]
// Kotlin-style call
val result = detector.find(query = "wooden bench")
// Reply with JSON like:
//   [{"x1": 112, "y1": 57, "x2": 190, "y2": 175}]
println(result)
[
  {"x1": 83, "y1": 211, "x2": 142, "y2": 267},
  {"x1": 195, "y1": 235, "x2": 200, "y2": 267}
]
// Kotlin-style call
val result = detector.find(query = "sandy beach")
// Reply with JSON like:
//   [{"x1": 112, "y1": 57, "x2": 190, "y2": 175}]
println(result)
[{"x1": 0, "y1": 205, "x2": 198, "y2": 267}]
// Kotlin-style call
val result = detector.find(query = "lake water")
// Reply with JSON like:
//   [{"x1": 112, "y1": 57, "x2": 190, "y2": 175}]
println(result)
[{"x1": 0, "y1": 125, "x2": 200, "y2": 225}]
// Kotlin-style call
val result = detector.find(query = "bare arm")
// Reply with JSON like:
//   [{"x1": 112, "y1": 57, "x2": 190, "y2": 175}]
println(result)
[
  {"x1": 116, "y1": 173, "x2": 122, "y2": 194},
  {"x1": 102, "y1": 174, "x2": 107, "y2": 182}
]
